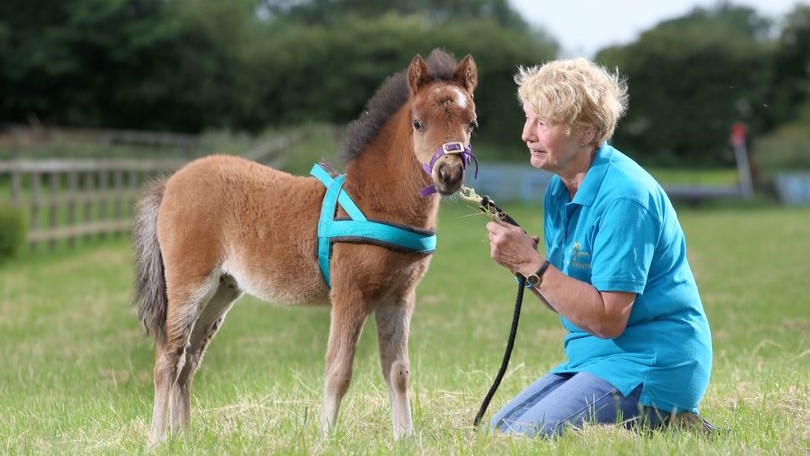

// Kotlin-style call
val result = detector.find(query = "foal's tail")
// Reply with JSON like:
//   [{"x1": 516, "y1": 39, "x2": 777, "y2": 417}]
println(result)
[{"x1": 133, "y1": 178, "x2": 168, "y2": 345}]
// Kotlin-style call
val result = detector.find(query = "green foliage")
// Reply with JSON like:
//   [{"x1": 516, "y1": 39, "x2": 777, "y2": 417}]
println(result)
[
  {"x1": 259, "y1": 0, "x2": 528, "y2": 28},
  {"x1": 2, "y1": 1, "x2": 809, "y2": 167},
  {"x1": 0, "y1": 0, "x2": 551, "y2": 144},
  {"x1": 754, "y1": 104, "x2": 810, "y2": 173},
  {"x1": 597, "y1": 4, "x2": 775, "y2": 167},
  {"x1": 2, "y1": 0, "x2": 179, "y2": 126},
  {"x1": 0, "y1": 204, "x2": 25, "y2": 260},
  {"x1": 234, "y1": 12, "x2": 556, "y2": 147},
  {"x1": 766, "y1": 5, "x2": 810, "y2": 128},
  {"x1": 271, "y1": 123, "x2": 343, "y2": 175}
]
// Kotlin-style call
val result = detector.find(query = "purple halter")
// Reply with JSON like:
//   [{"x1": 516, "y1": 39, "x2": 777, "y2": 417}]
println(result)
[{"x1": 420, "y1": 142, "x2": 479, "y2": 196}]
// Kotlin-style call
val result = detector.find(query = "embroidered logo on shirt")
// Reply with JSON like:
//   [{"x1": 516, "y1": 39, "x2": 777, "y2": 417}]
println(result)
[{"x1": 566, "y1": 241, "x2": 592, "y2": 270}]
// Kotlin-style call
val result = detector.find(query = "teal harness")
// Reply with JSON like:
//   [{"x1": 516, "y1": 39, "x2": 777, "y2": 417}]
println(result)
[{"x1": 310, "y1": 164, "x2": 437, "y2": 289}]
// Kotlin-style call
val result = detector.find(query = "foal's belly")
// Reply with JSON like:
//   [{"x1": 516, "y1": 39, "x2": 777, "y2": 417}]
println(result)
[{"x1": 222, "y1": 239, "x2": 330, "y2": 307}]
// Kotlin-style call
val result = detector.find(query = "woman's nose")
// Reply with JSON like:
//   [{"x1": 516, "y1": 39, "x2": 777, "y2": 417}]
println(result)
[{"x1": 521, "y1": 122, "x2": 533, "y2": 142}]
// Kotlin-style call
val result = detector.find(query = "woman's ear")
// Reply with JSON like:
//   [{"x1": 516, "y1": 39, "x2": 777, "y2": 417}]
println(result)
[{"x1": 580, "y1": 126, "x2": 597, "y2": 146}]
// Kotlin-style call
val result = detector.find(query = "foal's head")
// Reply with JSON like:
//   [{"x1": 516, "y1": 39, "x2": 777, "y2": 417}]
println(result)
[{"x1": 408, "y1": 52, "x2": 478, "y2": 196}]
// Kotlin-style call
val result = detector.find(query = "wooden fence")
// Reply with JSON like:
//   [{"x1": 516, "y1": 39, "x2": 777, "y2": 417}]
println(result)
[
  {"x1": 3, "y1": 126, "x2": 202, "y2": 158},
  {"x1": 0, "y1": 158, "x2": 183, "y2": 251},
  {"x1": 0, "y1": 135, "x2": 293, "y2": 251}
]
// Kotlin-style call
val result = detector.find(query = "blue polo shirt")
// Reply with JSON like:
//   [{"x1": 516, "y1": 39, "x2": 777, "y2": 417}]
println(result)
[{"x1": 544, "y1": 143, "x2": 712, "y2": 414}]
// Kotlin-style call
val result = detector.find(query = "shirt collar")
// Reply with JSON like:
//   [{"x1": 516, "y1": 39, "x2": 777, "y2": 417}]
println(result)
[{"x1": 570, "y1": 142, "x2": 614, "y2": 207}]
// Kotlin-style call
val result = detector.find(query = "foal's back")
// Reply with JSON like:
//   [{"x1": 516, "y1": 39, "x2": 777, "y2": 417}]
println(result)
[{"x1": 158, "y1": 154, "x2": 329, "y2": 305}]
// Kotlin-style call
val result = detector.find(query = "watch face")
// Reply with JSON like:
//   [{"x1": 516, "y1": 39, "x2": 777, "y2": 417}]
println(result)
[{"x1": 527, "y1": 274, "x2": 540, "y2": 286}]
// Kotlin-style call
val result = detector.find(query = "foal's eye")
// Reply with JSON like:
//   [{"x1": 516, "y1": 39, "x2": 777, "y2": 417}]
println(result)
[
  {"x1": 412, "y1": 120, "x2": 423, "y2": 131},
  {"x1": 468, "y1": 120, "x2": 479, "y2": 132}
]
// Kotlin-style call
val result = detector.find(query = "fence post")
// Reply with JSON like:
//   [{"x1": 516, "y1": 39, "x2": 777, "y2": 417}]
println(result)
[
  {"x1": 10, "y1": 167, "x2": 21, "y2": 206},
  {"x1": 98, "y1": 166, "x2": 108, "y2": 240},
  {"x1": 48, "y1": 171, "x2": 59, "y2": 251},
  {"x1": 113, "y1": 168, "x2": 124, "y2": 236},
  {"x1": 83, "y1": 170, "x2": 94, "y2": 242},
  {"x1": 30, "y1": 172, "x2": 41, "y2": 251},
  {"x1": 67, "y1": 171, "x2": 79, "y2": 248}
]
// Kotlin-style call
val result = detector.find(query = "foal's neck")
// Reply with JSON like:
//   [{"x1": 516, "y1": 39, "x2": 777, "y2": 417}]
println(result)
[{"x1": 343, "y1": 111, "x2": 439, "y2": 230}]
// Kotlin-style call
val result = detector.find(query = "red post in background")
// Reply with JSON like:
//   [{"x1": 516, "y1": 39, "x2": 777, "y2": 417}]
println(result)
[
  {"x1": 730, "y1": 122, "x2": 747, "y2": 149},
  {"x1": 730, "y1": 122, "x2": 753, "y2": 198}
]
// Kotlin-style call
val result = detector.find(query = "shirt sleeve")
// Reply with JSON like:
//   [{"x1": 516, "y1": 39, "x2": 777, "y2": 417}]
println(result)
[{"x1": 590, "y1": 198, "x2": 661, "y2": 293}]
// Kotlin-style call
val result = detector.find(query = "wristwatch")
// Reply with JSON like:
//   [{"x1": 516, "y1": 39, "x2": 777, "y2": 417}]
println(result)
[{"x1": 525, "y1": 260, "x2": 550, "y2": 287}]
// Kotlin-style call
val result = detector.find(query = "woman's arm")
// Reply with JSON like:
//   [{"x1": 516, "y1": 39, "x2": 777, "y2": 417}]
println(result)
[{"x1": 487, "y1": 221, "x2": 635, "y2": 339}]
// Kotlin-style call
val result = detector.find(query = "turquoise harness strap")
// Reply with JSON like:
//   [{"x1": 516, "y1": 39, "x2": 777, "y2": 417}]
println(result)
[{"x1": 310, "y1": 164, "x2": 437, "y2": 289}]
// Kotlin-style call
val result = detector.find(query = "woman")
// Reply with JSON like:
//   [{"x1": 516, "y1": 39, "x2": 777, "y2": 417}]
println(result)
[{"x1": 485, "y1": 58, "x2": 712, "y2": 437}]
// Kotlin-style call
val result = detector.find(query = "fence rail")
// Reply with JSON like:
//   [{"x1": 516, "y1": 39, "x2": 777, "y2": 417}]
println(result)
[
  {"x1": 1, "y1": 135, "x2": 292, "y2": 251},
  {"x1": 1, "y1": 158, "x2": 184, "y2": 251},
  {"x1": 3, "y1": 126, "x2": 202, "y2": 158}
]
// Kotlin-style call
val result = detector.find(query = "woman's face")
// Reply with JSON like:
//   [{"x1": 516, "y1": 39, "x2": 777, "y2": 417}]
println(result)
[{"x1": 521, "y1": 103, "x2": 591, "y2": 176}]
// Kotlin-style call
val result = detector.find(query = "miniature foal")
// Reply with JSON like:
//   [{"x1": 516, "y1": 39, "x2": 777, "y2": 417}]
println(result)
[{"x1": 134, "y1": 49, "x2": 478, "y2": 445}]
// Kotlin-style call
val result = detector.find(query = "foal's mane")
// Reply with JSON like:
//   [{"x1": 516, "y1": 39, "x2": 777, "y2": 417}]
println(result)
[{"x1": 341, "y1": 49, "x2": 461, "y2": 163}]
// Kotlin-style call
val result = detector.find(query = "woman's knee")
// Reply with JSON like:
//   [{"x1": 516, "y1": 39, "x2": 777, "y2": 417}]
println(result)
[
  {"x1": 487, "y1": 373, "x2": 570, "y2": 433},
  {"x1": 490, "y1": 373, "x2": 644, "y2": 438},
  {"x1": 491, "y1": 413, "x2": 569, "y2": 438}
]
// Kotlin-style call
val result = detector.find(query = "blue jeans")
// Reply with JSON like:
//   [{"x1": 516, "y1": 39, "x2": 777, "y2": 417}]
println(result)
[{"x1": 489, "y1": 372, "x2": 667, "y2": 438}]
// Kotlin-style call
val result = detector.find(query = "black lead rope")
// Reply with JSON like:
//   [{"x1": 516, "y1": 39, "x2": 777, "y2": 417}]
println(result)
[
  {"x1": 473, "y1": 275, "x2": 526, "y2": 428},
  {"x1": 472, "y1": 196, "x2": 526, "y2": 429}
]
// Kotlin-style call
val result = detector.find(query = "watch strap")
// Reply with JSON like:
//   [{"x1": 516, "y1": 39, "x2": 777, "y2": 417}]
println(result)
[
  {"x1": 535, "y1": 260, "x2": 550, "y2": 278},
  {"x1": 526, "y1": 260, "x2": 550, "y2": 287}
]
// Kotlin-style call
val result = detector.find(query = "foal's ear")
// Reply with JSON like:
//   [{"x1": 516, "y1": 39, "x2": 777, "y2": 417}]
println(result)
[
  {"x1": 408, "y1": 54, "x2": 431, "y2": 95},
  {"x1": 453, "y1": 55, "x2": 477, "y2": 95}
]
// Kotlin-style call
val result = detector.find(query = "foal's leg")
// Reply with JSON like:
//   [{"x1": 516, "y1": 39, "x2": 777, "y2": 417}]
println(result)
[
  {"x1": 148, "y1": 278, "x2": 214, "y2": 447},
  {"x1": 170, "y1": 275, "x2": 242, "y2": 434},
  {"x1": 149, "y1": 342, "x2": 174, "y2": 447},
  {"x1": 375, "y1": 294, "x2": 415, "y2": 438},
  {"x1": 320, "y1": 295, "x2": 370, "y2": 436}
]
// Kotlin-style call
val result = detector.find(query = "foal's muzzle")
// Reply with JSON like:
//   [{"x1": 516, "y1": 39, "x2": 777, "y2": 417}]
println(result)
[{"x1": 420, "y1": 142, "x2": 479, "y2": 196}]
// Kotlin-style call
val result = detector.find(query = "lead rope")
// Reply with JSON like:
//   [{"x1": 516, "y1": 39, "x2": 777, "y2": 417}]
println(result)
[
  {"x1": 460, "y1": 186, "x2": 528, "y2": 429},
  {"x1": 473, "y1": 274, "x2": 525, "y2": 429}
]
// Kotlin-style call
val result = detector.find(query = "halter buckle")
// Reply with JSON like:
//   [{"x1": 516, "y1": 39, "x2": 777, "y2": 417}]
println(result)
[{"x1": 441, "y1": 142, "x2": 465, "y2": 155}]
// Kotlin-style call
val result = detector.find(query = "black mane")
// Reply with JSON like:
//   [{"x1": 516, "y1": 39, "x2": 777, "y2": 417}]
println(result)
[{"x1": 341, "y1": 49, "x2": 460, "y2": 162}]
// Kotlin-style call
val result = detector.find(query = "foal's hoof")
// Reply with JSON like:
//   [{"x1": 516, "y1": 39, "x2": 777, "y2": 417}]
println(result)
[
  {"x1": 393, "y1": 427, "x2": 414, "y2": 440},
  {"x1": 319, "y1": 422, "x2": 337, "y2": 441},
  {"x1": 146, "y1": 435, "x2": 164, "y2": 449}
]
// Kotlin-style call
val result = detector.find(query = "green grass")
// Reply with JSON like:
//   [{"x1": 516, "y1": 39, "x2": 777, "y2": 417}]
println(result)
[
  {"x1": 646, "y1": 167, "x2": 740, "y2": 186},
  {"x1": 1, "y1": 203, "x2": 808, "y2": 454}
]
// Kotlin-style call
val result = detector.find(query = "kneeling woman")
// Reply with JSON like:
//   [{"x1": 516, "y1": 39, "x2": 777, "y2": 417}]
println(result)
[{"x1": 485, "y1": 58, "x2": 712, "y2": 437}]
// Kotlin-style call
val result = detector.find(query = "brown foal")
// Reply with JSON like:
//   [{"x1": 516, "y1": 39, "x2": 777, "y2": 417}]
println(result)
[{"x1": 133, "y1": 49, "x2": 478, "y2": 445}]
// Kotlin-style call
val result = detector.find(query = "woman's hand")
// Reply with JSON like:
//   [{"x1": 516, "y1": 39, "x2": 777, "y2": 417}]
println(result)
[{"x1": 486, "y1": 221, "x2": 545, "y2": 277}]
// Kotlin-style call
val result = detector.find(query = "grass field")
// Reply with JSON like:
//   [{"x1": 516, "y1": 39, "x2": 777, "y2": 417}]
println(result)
[{"x1": 1, "y1": 201, "x2": 808, "y2": 455}]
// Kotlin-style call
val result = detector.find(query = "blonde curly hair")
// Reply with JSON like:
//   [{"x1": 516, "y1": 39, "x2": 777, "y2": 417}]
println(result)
[{"x1": 515, "y1": 58, "x2": 628, "y2": 146}]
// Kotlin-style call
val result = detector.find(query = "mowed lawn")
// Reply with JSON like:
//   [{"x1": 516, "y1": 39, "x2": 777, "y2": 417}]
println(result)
[{"x1": 0, "y1": 202, "x2": 807, "y2": 455}]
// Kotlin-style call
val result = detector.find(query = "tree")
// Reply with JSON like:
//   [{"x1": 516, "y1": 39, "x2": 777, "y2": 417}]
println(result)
[
  {"x1": 257, "y1": 0, "x2": 527, "y2": 28},
  {"x1": 237, "y1": 12, "x2": 556, "y2": 145},
  {"x1": 1, "y1": 0, "x2": 553, "y2": 143},
  {"x1": 1, "y1": 0, "x2": 177, "y2": 127},
  {"x1": 597, "y1": 3, "x2": 775, "y2": 167},
  {"x1": 0, "y1": 0, "x2": 261, "y2": 131},
  {"x1": 766, "y1": 4, "x2": 810, "y2": 128}
]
